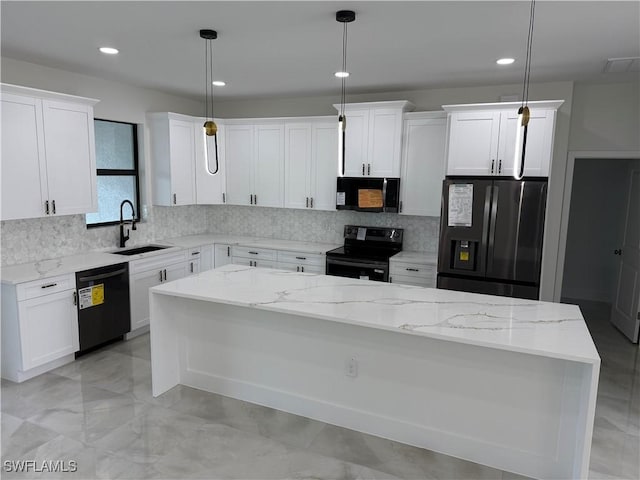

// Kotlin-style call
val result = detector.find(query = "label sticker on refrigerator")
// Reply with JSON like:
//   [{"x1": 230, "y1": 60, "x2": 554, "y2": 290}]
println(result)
[
  {"x1": 336, "y1": 192, "x2": 346, "y2": 206},
  {"x1": 459, "y1": 251, "x2": 470, "y2": 261},
  {"x1": 78, "y1": 284, "x2": 104, "y2": 310},
  {"x1": 448, "y1": 184, "x2": 473, "y2": 227}
]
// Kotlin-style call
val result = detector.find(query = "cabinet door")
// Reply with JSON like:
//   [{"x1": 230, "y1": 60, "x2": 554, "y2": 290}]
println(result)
[
  {"x1": 284, "y1": 123, "x2": 312, "y2": 209},
  {"x1": 446, "y1": 111, "x2": 501, "y2": 176},
  {"x1": 199, "y1": 245, "x2": 214, "y2": 271},
  {"x1": 254, "y1": 123, "x2": 284, "y2": 207},
  {"x1": 168, "y1": 119, "x2": 196, "y2": 205},
  {"x1": 342, "y1": 109, "x2": 369, "y2": 176},
  {"x1": 130, "y1": 269, "x2": 163, "y2": 330},
  {"x1": 214, "y1": 244, "x2": 232, "y2": 268},
  {"x1": 369, "y1": 108, "x2": 403, "y2": 177},
  {"x1": 195, "y1": 120, "x2": 226, "y2": 205},
  {"x1": 164, "y1": 261, "x2": 189, "y2": 282},
  {"x1": 18, "y1": 289, "x2": 78, "y2": 370},
  {"x1": 400, "y1": 117, "x2": 447, "y2": 216},
  {"x1": 498, "y1": 109, "x2": 555, "y2": 177},
  {"x1": 225, "y1": 124, "x2": 253, "y2": 205},
  {"x1": 311, "y1": 121, "x2": 338, "y2": 211},
  {"x1": 42, "y1": 100, "x2": 97, "y2": 215},
  {"x1": 1, "y1": 94, "x2": 48, "y2": 220}
]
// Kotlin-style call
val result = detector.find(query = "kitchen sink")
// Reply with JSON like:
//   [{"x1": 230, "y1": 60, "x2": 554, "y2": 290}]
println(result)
[{"x1": 112, "y1": 245, "x2": 170, "y2": 256}]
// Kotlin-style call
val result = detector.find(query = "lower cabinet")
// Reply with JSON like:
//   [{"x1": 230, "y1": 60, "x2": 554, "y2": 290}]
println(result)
[
  {"x1": 276, "y1": 250, "x2": 325, "y2": 274},
  {"x1": 232, "y1": 246, "x2": 277, "y2": 268},
  {"x1": 214, "y1": 244, "x2": 233, "y2": 268},
  {"x1": 389, "y1": 258, "x2": 437, "y2": 288},
  {"x1": 1, "y1": 273, "x2": 79, "y2": 382},
  {"x1": 129, "y1": 250, "x2": 188, "y2": 331}
]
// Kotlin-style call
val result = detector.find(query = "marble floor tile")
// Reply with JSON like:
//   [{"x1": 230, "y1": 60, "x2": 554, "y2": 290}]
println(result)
[{"x1": 1, "y1": 297, "x2": 637, "y2": 480}]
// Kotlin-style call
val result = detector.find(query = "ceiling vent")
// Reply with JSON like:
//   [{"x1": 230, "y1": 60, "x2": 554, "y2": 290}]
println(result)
[{"x1": 603, "y1": 57, "x2": 640, "y2": 73}]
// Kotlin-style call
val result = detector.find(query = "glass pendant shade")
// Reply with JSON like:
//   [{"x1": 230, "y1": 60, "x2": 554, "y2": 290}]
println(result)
[{"x1": 513, "y1": 106, "x2": 529, "y2": 180}]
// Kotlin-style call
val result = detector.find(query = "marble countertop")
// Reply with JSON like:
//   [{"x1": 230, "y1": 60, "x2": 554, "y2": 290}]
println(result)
[
  {"x1": 390, "y1": 250, "x2": 438, "y2": 264},
  {"x1": 151, "y1": 265, "x2": 600, "y2": 364}
]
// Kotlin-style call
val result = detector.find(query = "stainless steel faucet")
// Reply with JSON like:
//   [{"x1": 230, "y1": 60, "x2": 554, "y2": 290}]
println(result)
[{"x1": 119, "y1": 200, "x2": 137, "y2": 248}]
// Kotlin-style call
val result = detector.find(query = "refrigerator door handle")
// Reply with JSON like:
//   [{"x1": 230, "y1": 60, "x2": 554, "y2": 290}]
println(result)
[
  {"x1": 487, "y1": 186, "x2": 499, "y2": 269},
  {"x1": 480, "y1": 185, "x2": 493, "y2": 272}
]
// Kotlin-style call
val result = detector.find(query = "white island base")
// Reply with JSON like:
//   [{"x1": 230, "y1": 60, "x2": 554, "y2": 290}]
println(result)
[{"x1": 150, "y1": 266, "x2": 600, "y2": 479}]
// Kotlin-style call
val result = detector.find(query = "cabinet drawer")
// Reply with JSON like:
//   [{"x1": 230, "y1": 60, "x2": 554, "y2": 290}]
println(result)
[
  {"x1": 232, "y1": 246, "x2": 277, "y2": 261},
  {"x1": 128, "y1": 250, "x2": 188, "y2": 274},
  {"x1": 277, "y1": 250, "x2": 324, "y2": 266},
  {"x1": 188, "y1": 247, "x2": 202, "y2": 259},
  {"x1": 389, "y1": 273, "x2": 435, "y2": 288},
  {"x1": 233, "y1": 257, "x2": 276, "y2": 269},
  {"x1": 389, "y1": 263, "x2": 436, "y2": 280},
  {"x1": 17, "y1": 273, "x2": 75, "y2": 301},
  {"x1": 276, "y1": 261, "x2": 325, "y2": 274}
]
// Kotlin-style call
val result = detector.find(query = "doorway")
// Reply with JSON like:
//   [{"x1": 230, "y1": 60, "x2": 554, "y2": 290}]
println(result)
[{"x1": 561, "y1": 157, "x2": 640, "y2": 342}]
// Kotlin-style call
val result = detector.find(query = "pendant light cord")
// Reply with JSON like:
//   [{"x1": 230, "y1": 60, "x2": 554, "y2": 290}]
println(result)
[
  {"x1": 209, "y1": 38, "x2": 215, "y2": 119},
  {"x1": 521, "y1": 0, "x2": 535, "y2": 108},
  {"x1": 204, "y1": 39, "x2": 209, "y2": 119},
  {"x1": 340, "y1": 21, "x2": 348, "y2": 117}
]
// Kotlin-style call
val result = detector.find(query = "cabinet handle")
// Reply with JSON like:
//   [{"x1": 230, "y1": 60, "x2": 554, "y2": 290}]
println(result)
[
  {"x1": 406, "y1": 268, "x2": 420, "y2": 272},
  {"x1": 301, "y1": 266, "x2": 304, "y2": 272},
  {"x1": 389, "y1": 276, "x2": 392, "y2": 283},
  {"x1": 362, "y1": 163, "x2": 365, "y2": 175},
  {"x1": 310, "y1": 197, "x2": 313, "y2": 208},
  {"x1": 250, "y1": 194, "x2": 253, "y2": 205},
  {"x1": 490, "y1": 159, "x2": 495, "y2": 174},
  {"x1": 192, "y1": 251, "x2": 200, "y2": 256},
  {"x1": 173, "y1": 193, "x2": 177, "y2": 205},
  {"x1": 41, "y1": 283, "x2": 57, "y2": 289},
  {"x1": 306, "y1": 197, "x2": 309, "y2": 208},
  {"x1": 52, "y1": 200, "x2": 56, "y2": 214},
  {"x1": 190, "y1": 262, "x2": 194, "y2": 273},
  {"x1": 367, "y1": 164, "x2": 371, "y2": 175},
  {"x1": 254, "y1": 194, "x2": 257, "y2": 205},
  {"x1": 164, "y1": 269, "x2": 167, "y2": 281},
  {"x1": 159, "y1": 270, "x2": 163, "y2": 282},
  {"x1": 399, "y1": 201, "x2": 403, "y2": 213},
  {"x1": 73, "y1": 291, "x2": 77, "y2": 306},
  {"x1": 498, "y1": 159, "x2": 502, "y2": 174},
  {"x1": 248, "y1": 251, "x2": 258, "y2": 255},
  {"x1": 45, "y1": 200, "x2": 49, "y2": 215},
  {"x1": 295, "y1": 256, "x2": 306, "y2": 260},
  {"x1": 296, "y1": 266, "x2": 300, "y2": 272},
  {"x1": 222, "y1": 192, "x2": 226, "y2": 203},
  {"x1": 227, "y1": 246, "x2": 230, "y2": 257}
]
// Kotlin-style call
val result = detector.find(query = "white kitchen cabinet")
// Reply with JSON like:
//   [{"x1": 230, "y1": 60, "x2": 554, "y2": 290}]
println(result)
[
  {"x1": 149, "y1": 112, "x2": 196, "y2": 206},
  {"x1": 225, "y1": 120, "x2": 284, "y2": 207},
  {"x1": 129, "y1": 250, "x2": 188, "y2": 331},
  {"x1": 389, "y1": 256, "x2": 437, "y2": 288},
  {"x1": 334, "y1": 101, "x2": 414, "y2": 178},
  {"x1": 232, "y1": 246, "x2": 277, "y2": 268},
  {"x1": 214, "y1": 244, "x2": 233, "y2": 268},
  {"x1": 400, "y1": 112, "x2": 447, "y2": 217},
  {"x1": 284, "y1": 117, "x2": 337, "y2": 211},
  {"x1": 195, "y1": 118, "x2": 227, "y2": 205},
  {"x1": 276, "y1": 250, "x2": 325, "y2": 274},
  {"x1": 1, "y1": 84, "x2": 98, "y2": 221},
  {"x1": 1, "y1": 274, "x2": 79, "y2": 382},
  {"x1": 443, "y1": 100, "x2": 563, "y2": 177}
]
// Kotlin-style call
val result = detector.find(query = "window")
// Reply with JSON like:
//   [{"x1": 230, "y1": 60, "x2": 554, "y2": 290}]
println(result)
[{"x1": 86, "y1": 119, "x2": 141, "y2": 227}]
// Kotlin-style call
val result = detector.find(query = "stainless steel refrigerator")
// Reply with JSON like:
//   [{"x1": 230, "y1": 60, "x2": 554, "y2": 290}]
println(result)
[{"x1": 437, "y1": 178, "x2": 547, "y2": 300}]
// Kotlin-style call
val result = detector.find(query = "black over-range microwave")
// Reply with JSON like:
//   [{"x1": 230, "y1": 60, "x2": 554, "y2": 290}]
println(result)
[{"x1": 336, "y1": 177, "x2": 400, "y2": 213}]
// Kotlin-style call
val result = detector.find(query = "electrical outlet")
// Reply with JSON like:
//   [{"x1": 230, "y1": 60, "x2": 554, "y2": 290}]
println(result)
[{"x1": 346, "y1": 357, "x2": 358, "y2": 377}]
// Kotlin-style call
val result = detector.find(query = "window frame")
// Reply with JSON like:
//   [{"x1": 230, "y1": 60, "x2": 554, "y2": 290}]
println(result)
[{"x1": 86, "y1": 118, "x2": 141, "y2": 229}]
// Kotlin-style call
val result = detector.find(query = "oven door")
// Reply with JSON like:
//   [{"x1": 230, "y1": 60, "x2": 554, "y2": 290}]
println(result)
[{"x1": 326, "y1": 257, "x2": 389, "y2": 282}]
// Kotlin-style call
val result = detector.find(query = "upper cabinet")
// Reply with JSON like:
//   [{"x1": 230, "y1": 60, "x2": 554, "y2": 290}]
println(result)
[
  {"x1": 443, "y1": 100, "x2": 563, "y2": 177},
  {"x1": 194, "y1": 117, "x2": 226, "y2": 205},
  {"x1": 334, "y1": 101, "x2": 415, "y2": 177},
  {"x1": 149, "y1": 112, "x2": 196, "y2": 206},
  {"x1": 284, "y1": 117, "x2": 337, "y2": 211},
  {"x1": 399, "y1": 112, "x2": 447, "y2": 217},
  {"x1": 225, "y1": 119, "x2": 284, "y2": 208},
  {"x1": 1, "y1": 84, "x2": 98, "y2": 221}
]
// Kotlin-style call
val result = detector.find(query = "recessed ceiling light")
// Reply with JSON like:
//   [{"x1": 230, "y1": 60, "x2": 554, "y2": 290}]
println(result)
[
  {"x1": 212, "y1": 81, "x2": 226, "y2": 87},
  {"x1": 496, "y1": 58, "x2": 515, "y2": 65},
  {"x1": 99, "y1": 47, "x2": 119, "y2": 55},
  {"x1": 335, "y1": 71, "x2": 350, "y2": 78}
]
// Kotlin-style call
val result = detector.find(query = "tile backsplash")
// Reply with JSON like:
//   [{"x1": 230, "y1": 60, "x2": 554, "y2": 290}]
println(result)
[{"x1": 1, "y1": 205, "x2": 439, "y2": 266}]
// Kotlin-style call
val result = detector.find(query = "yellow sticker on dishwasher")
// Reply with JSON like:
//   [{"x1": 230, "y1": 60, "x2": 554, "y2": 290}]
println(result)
[
  {"x1": 459, "y1": 251, "x2": 469, "y2": 261},
  {"x1": 78, "y1": 284, "x2": 104, "y2": 309}
]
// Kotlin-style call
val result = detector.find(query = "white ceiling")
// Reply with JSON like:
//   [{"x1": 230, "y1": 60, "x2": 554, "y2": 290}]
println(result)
[{"x1": 1, "y1": 1, "x2": 638, "y2": 102}]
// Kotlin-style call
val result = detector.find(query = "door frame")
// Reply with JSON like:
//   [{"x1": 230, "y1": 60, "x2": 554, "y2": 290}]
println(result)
[{"x1": 554, "y1": 150, "x2": 640, "y2": 304}]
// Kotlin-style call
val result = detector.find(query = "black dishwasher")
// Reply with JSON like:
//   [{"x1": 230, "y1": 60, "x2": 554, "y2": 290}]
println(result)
[{"x1": 75, "y1": 262, "x2": 130, "y2": 355}]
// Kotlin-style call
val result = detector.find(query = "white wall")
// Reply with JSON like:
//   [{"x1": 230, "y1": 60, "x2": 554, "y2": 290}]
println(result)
[{"x1": 561, "y1": 159, "x2": 635, "y2": 302}]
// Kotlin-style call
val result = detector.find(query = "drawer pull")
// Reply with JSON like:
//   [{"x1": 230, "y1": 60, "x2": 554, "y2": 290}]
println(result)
[
  {"x1": 295, "y1": 256, "x2": 306, "y2": 260},
  {"x1": 41, "y1": 283, "x2": 57, "y2": 289},
  {"x1": 406, "y1": 268, "x2": 420, "y2": 272},
  {"x1": 191, "y1": 251, "x2": 200, "y2": 256},
  {"x1": 248, "y1": 251, "x2": 258, "y2": 255}
]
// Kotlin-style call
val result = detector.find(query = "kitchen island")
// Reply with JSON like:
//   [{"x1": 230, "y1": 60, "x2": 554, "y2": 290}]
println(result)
[{"x1": 149, "y1": 265, "x2": 600, "y2": 479}]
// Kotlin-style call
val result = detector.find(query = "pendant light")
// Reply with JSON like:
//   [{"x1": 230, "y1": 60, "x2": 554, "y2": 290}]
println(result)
[
  {"x1": 200, "y1": 29, "x2": 219, "y2": 175},
  {"x1": 336, "y1": 10, "x2": 355, "y2": 176},
  {"x1": 513, "y1": 0, "x2": 536, "y2": 180}
]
